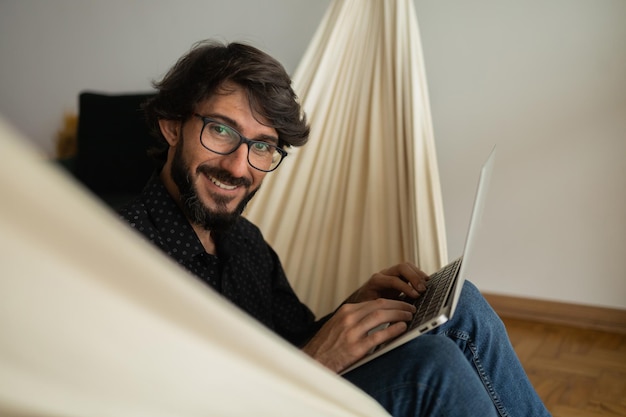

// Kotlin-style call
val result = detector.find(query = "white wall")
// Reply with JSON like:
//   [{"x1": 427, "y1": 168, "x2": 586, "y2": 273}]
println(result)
[
  {"x1": 0, "y1": 0, "x2": 330, "y2": 154},
  {"x1": 414, "y1": 0, "x2": 626, "y2": 309},
  {"x1": 0, "y1": 0, "x2": 624, "y2": 309}
]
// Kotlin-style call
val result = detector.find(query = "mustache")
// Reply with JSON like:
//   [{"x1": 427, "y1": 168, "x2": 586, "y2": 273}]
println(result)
[{"x1": 196, "y1": 165, "x2": 252, "y2": 188}]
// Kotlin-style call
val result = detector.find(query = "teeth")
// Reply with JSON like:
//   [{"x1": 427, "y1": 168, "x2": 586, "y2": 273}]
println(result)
[{"x1": 209, "y1": 176, "x2": 237, "y2": 190}]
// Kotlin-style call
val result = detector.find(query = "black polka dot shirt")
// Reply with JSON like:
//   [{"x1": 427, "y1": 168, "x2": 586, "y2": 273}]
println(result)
[{"x1": 118, "y1": 175, "x2": 323, "y2": 347}]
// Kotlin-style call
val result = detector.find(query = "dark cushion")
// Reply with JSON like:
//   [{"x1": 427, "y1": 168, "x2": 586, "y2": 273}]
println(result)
[{"x1": 74, "y1": 91, "x2": 156, "y2": 203}]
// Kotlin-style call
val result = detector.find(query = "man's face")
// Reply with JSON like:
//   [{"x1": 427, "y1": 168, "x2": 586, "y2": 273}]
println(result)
[{"x1": 159, "y1": 83, "x2": 276, "y2": 231}]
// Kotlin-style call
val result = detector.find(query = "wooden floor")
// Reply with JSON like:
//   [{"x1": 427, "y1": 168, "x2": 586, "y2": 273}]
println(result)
[{"x1": 502, "y1": 317, "x2": 626, "y2": 417}]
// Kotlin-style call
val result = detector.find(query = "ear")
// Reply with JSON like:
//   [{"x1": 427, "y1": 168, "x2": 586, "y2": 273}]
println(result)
[{"x1": 158, "y1": 119, "x2": 182, "y2": 146}]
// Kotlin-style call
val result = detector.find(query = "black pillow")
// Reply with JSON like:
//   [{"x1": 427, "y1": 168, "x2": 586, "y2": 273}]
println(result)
[{"x1": 74, "y1": 91, "x2": 156, "y2": 198}]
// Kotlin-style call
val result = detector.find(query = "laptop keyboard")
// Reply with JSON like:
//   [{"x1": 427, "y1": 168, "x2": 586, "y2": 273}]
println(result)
[{"x1": 408, "y1": 257, "x2": 462, "y2": 330}]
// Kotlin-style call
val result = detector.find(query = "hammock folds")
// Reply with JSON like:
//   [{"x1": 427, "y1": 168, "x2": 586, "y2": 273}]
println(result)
[
  {"x1": 0, "y1": 118, "x2": 390, "y2": 417},
  {"x1": 246, "y1": 0, "x2": 448, "y2": 316}
]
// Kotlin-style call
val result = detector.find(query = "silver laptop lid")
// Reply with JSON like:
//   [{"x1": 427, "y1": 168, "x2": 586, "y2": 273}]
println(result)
[{"x1": 448, "y1": 146, "x2": 496, "y2": 315}]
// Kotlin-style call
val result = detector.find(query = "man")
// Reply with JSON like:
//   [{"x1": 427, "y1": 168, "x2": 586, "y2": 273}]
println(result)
[{"x1": 119, "y1": 40, "x2": 551, "y2": 416}]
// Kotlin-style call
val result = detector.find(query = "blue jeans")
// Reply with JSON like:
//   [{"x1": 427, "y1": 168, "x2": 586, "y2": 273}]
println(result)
[{"x1": 343, "y1": 281, "x2": 551, "y2": 417}]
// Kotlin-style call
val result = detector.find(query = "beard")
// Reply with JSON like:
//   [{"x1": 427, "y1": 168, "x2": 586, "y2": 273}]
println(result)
[{"x1": 170, "y1": 137, "x2": 259, "y2": 233}]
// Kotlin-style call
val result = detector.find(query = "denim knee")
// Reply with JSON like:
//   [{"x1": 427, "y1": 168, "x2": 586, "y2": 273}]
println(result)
[
  {"x1": 446, "y1": 281, "x2": 507, "y2": 338},
  {"x1": 344, "y1": 335, "x2": 474, "y2": 387},
  {"x1": 399, "y1": 336, "x2": 474, "y2": 380},
  {"x1": 343, "y1": 335, "x2": 498, "y2": 416}
]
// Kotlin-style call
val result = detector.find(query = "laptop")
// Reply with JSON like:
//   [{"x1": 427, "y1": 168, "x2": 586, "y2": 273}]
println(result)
[{"x1": 341, "y1": 147, "x2": 496, "y2": 375}]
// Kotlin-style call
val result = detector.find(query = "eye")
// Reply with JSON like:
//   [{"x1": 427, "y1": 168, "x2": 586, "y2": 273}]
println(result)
[
  {"x1": 250, "y1": 141, "x2": 273, "y2": 154},
  {"x1": 253, "y1": 142, "x2": 272, "y2": 152},
  {"x1": 210, "y1": 123, "x2": 230, "y2": 137}
]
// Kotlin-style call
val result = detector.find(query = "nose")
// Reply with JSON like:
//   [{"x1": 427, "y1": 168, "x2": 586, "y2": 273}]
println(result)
[{"x1": 219, "y1": 143, "x2": 250, "y2": 178}]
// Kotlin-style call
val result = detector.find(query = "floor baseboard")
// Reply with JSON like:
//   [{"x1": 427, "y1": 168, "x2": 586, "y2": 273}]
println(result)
[{"x1": 482, "y1": 293, "x2": 626, "y2": 335}]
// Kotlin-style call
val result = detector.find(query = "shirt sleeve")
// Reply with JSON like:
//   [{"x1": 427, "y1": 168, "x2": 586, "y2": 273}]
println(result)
[{"x1": 265, "y1": 243, "x2": 328, "y2": 346}]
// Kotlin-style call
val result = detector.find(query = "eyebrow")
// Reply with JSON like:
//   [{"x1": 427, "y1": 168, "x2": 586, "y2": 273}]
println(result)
[{"x1": 207, "y1": 113, "x2": 279, "y2": 145}]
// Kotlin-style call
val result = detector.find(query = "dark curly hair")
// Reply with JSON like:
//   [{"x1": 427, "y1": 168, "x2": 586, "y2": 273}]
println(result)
[{"x1": 143, "y1": 40, "x2": 310, "y2": 167}]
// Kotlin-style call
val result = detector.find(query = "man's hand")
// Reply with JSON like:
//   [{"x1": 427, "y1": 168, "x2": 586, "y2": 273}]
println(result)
[
  {"x1": 302, "y1": 262, "x2": 429, "y2": 373},
  {"x1": 302, "y1": 298, "x2": 416, "y2": 373},
  {"x1": 346, "y1": 262, "x2": 430, "y2": 304}
]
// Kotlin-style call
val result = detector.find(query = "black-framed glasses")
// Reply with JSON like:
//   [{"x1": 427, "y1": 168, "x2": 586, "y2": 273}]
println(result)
[{"x1": 194, "y1": 114, "x2": 287, "y2": 172}]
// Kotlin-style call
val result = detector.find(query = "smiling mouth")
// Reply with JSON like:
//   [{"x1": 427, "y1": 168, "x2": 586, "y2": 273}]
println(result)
[{"x1": 209, "y1": 175, "x2": 238, "y2": 191}]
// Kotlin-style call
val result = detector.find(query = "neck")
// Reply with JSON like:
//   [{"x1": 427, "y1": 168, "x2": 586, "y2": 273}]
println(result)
[
  {"x1": 191, "y1": 223, "x2": 217, "y2": 255},
  {"x1": 160, "y1": 168, "x2": 217, "y2": 255}
]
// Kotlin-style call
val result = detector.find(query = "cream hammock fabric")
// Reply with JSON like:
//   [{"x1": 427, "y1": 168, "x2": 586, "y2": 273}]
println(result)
[
  {"x1": 0, "y1": 118, "x2": 390, "y2": 417},
  {"x1": 245, "y1": 0, "x2": 448, "y2": 316}
]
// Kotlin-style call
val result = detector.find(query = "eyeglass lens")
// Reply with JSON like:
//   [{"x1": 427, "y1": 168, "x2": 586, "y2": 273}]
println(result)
[{"x1": 200, "y1": 120, "x2": 283, "y2": 171}]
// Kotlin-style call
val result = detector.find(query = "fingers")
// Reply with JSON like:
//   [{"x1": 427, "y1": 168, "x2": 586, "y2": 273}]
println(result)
[
  {"x1": 352, "y1": 299, "x2": 414, "y2": 351},
  {"x1": 378, "y1": 262, "x2": 429, "y2": 298},
  {"x1": 347, "y1": 298, "x2": 415, "y2": 334},
  {"x1": 348, "y1": 262, "x2": 429, "y2": 304},
  {"x1": 367, "y1": 321, "x2": 409, "y2": 347}
]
